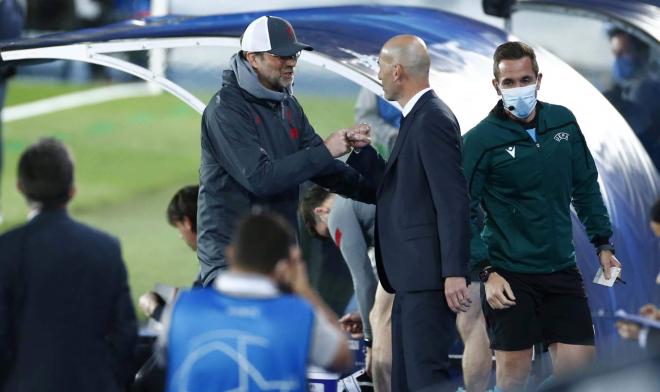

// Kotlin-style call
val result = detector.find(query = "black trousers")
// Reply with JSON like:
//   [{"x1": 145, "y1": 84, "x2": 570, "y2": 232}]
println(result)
[{"x1": 391, "y1": 290, "x2": 456, "y2": 392}]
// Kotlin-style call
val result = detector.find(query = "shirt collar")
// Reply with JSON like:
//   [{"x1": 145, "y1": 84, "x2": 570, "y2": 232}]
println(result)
[
  {"x1": 213, "y1": 271, "x2": 280, "y2": 298},
  {"x1": 402, "y1": 87, "x2": 432, "y2": 118},
  {"x1": 27, "y1": 209, "x2": 40, "y2": 221},
  {"x1": 27, "y1": 207, "x2": 68, "y2": 221}
]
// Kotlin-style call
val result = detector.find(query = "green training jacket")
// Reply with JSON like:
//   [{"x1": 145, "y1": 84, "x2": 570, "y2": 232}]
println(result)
[{"x1": 462, "y1": 101, "x2": 612, "y2": 274}]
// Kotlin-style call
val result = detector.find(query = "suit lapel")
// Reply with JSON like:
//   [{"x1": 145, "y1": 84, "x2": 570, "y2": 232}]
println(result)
[
  {"x1": 383, "y1": 114, "x2": 410, "y2": 177},
  {"x1": 381, "y1": 90, "x2": 435, "y2": 181}
]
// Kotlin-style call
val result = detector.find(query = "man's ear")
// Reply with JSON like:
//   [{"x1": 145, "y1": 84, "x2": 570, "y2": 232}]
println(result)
[
  {"x1": 272, "y1": 259, "x2": 291, "y2": 284},
  {"x1": 183, "y1": 216, "x2": 194, "y2": 232},
  {"x1": 68, "y1": 185, "x2": 76, "y2": 201},
  {"x1": 492, "y1": 78, "x2": 501, "y2": 95},
  {"x1": 246, "y1": 52, "x2": 260, "y2": 69},
  {"x1": 393, "y1": 63, "x2": 402, "y2": 82},
  {"x1": 536, "y1": 73, "x2": 543, "y2": 91}
]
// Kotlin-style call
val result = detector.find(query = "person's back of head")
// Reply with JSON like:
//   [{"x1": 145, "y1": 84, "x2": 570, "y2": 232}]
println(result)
[
  {"x1": 379, "y1": 34, "x2": 431, "y2": 101},
  {"x1": 166, "y1": 185, "x2": 199, "y2": 250},
  {"x1": 17, "y1": 137, "x2": 74, "y2": 210},
  {"x1": 299, "y1": 184, "x2": 332, "y2": 238},
  {"x1": 167, "y1": 185, "x2": 199, "y2": 229},
  {"x1": 231, "y1": 211, "x2": 296, "y2": 275}
]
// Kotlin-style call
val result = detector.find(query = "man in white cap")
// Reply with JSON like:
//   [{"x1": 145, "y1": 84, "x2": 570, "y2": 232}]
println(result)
[{"x1": 197, "y1": 16, "x2": 373, "y2": 287}]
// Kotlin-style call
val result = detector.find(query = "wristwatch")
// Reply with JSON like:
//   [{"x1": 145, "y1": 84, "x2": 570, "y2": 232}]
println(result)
[{"x1": 479, "y1": 266, "x2": 494, "y2": 283}]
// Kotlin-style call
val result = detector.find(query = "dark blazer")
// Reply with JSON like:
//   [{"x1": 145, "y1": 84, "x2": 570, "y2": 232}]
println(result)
[
  {"x1": 348, "y1": 90, "x2": 470, "y2": 293},
  {"x1": 0, "y1": 209, "x2": 137, "y2": 391}
]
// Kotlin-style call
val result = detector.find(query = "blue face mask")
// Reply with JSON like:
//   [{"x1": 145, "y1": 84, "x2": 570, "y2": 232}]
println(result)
[
  {"x1": 612, "y1": 55, "x2": 636, "y2": 82},
  {"x1": 500, "y1": 83, "x2": 537, "y2": 119}
]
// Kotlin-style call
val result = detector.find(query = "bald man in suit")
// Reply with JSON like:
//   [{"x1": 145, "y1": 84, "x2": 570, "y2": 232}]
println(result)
[{"x1": 346, "y1": 35, "x2": 471, "y2": 391}]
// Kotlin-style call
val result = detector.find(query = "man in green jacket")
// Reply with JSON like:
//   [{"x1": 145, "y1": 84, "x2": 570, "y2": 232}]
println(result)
[{"x1": 463, "y1": 41, "x2": 622, "y2": 391}]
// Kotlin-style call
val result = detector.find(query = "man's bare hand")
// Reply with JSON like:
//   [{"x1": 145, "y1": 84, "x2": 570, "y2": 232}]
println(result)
[
  {"x1": 346, "y1": 123, "x2": 372, "y2": 149},
  {"x1": 444, "y1": 277, "x2": 470, "y2": 313},
  {"x1": 598, "y1": 250, "x2": 622, "y2": 280},
  {"x1": 616, "y1": 303, "x2": 659, "y2": 341},
  {"x1": 338, "y1": 312, "x2": 364, "y2": 338},
  {"x1": 138, "y1": 292, "x2": 162, "y2": 318},
  {"x1": 324, "y1": 129, "x2": 351, "y2": 157},
  {"x1": 272, "y1": 247, "x2": 312, "y2": 296},
  {"x1": 640, "y1": 303, "x2": 660, "y2": 320},
  {"x1": 285, "y1": 247, "x2": 313, "y2": 295},
  {"x1": 484, "y1": 272, "x2": 516, "y2": 309},
  {"x1": 616, "y1": 320, "x2": 641, "y2": 340}
]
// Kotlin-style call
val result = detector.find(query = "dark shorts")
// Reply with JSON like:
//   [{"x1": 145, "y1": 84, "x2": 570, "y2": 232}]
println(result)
[{"x1": 482, "y1": 266, "x2": 595, "y2": 351}]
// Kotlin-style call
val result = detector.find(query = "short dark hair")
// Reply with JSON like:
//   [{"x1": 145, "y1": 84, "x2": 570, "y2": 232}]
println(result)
[
  {"x1": 651, "y1": 198, "x2": 660, "y2": 224},
  {"x1": 493, "y1": 41, "x2": 539, "y2": 80},
  {"x1": 166, "y1": 185, "x2": 199, "y2": 232},
  {"x1": 607, "y1": 28, "x2": 650, "y2": 62},
  {"x1": 299, "y1": 185, "x2": 331, "y2": 238},
  {"x1": 18, "y1": 138, "x2": 74, "y2": 208},
  {"x1": 233, "y1": 211, "x2": 296, "y2": 274}
]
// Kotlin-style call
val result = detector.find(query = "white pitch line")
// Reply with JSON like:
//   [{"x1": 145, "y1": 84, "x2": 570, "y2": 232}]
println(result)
[{"x1": 2, "y1": 82, "x2": 159, "y2": 123}]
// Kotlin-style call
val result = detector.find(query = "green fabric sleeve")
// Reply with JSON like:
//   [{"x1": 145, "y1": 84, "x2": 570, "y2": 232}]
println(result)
[{"x1": 570, "y1": 125, "x2": 613, "y2": 242}]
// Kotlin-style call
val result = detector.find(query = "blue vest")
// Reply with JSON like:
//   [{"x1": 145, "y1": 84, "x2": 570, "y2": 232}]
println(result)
[{"x1": 166, "y1": 288, "x2": 315, "y2": 392}]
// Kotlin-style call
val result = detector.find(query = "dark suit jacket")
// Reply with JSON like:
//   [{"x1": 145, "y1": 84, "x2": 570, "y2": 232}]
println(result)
[
  {"x1": 0, "y1": 209, "x2": 137, "y2": 391},
  {"x1": 348, "y1": 90, "x2": 470, "y2": 293}
]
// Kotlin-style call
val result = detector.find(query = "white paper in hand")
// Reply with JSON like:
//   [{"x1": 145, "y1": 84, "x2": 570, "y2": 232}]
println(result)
[{"x1": 593, "y1": 267, "x2": 621, "y2": 287}]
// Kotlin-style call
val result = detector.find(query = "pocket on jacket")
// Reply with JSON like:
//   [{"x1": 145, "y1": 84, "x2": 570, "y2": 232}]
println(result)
[{"x1": 402, "y1": 223, "x2": 435, "y2": 240}]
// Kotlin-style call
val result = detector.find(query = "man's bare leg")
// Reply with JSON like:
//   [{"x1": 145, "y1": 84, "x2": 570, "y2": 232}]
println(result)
[
  {"x1": 494, "y1": 349, "x2": 533, "y2": 391},
  {"x1": 369, "y1": 283, "x2": 394, "y2": 392},
  {"x1": 457, "y1": 284, "x2": 491, "y2": 391},
  {"x1": 548, "y1": 342, "x2": 595, "y2": 378}
]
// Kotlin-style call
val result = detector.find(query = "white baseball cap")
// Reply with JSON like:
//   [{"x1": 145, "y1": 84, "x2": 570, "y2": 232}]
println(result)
[{"x1": 241, "y1": 16, "x2": 313, "y2": 56}]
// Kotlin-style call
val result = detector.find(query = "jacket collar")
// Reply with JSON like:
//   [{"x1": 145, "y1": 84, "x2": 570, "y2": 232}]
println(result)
[
  {"x1": 213, "y1": 271, "x2": 280, "y2": 298},
  {"x1": 29, "y1": 207, "x2": 69, "y2": 224},
  {"x1": 485, "y1": 100, "x2": 546, "y2": 134},
  {"x1": 404, "y1": 89, "x2": 435, "y2": 121},
  {"x1": 222, "y1": 69, "x2": 293, "y2": 114},
  {"x1": 228, "y1": 53, "x2": 292, "y2": 102},
  {"x1": 380, "y1": 89, "x2": 435, "y2": 188},
  {"x1": 401, "y1": 87, "x2": 432, "y2": 117}
]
